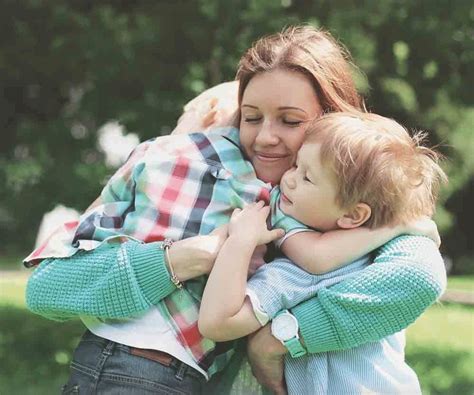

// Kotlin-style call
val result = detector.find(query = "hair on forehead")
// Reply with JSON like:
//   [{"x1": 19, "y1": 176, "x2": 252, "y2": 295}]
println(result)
[
  {"x1": 236, "y1": 25, "x2": 364, "y2": 115},
  {"x1": 304, "y1": 112, "x2": 447, "y2": 227}
]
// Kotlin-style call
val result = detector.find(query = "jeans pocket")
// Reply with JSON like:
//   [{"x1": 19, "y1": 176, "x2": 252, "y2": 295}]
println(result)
[{"x1": 61, "y1": 383, "x2": 80, "y2": 394}]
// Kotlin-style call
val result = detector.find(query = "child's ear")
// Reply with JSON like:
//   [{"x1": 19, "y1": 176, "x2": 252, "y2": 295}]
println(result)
[{"x1": 337, "y1": 203, "x2": 371, "y2": 229}]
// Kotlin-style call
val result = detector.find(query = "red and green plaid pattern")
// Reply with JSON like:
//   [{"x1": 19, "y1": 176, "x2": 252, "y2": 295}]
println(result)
[{"x1": 25, "y1": 127, "x2": 270, "y2": 375}]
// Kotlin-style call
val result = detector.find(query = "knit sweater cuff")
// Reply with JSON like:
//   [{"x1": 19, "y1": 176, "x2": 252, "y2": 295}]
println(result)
[
  {"x1": 291, "y1": 299, "x2": 341, "y2": 354},
  {"x1": 131, "y1": 242, "x2": 176, "y2": 304}
]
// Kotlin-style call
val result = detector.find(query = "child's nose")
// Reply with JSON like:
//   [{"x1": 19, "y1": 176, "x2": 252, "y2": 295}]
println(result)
[{"x1": 285, "y1": 171, "x2": 297, "y2": 189}]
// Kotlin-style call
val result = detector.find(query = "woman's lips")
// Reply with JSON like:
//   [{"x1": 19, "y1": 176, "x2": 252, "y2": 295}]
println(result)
[{"x1": 254, "y1": 151, "x2": 288, "y2": 162}]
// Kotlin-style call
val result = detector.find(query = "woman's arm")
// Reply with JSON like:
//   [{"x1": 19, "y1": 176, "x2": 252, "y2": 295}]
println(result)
[
  {"x1": 292, "y1": 235, "x2": 446, "y2": 352},
  {"x1": 26, "y1": 241, "x2": 171, "y2": 321},
  {"x1": 26, "y1": 228, "x2": 227, "y2": 321}
]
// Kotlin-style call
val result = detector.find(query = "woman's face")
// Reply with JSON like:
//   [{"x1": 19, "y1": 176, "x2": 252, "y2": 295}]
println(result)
[{"x1": 239, "y1": 69, "x2": 323, "y2": 185}]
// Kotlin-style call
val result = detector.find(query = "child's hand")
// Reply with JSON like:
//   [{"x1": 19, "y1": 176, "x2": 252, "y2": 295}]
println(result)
[
  {"x1": 229, "y1": 201, "x2": 284, "y2": 246},
  {"x1": 248, "y1": 244, "x2": 267, "y2": 277},
  {"x1": 402, "y1": 216, "x2": 441, "y2": 247},
  {"x1": 171, "y1": 81, "x2": 238, "y2": 135}
]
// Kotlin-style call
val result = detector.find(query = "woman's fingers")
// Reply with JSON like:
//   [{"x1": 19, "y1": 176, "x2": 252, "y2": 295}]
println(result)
[
  {"x1": 406, "y1": 216, "x2": 441, "y2": 247},
  {"x1": 247, "y1": 325, "x2": 287, "y2": 393}
]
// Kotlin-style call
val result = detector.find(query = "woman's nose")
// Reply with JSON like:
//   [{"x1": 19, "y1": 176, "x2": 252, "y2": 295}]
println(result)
[{"x1": 255, "y1": 120, "x2": 279, "y2": 146}]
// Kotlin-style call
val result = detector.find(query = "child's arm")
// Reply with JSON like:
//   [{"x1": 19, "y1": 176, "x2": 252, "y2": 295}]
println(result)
[
  {"x1": 198, "y1": 202, "x2": 284, "y2": 342},
  {"x1": 282, "y1": 217, "x2": 440, "y2": 275}
]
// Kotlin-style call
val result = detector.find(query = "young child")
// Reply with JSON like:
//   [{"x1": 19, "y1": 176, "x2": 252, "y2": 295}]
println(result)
[{"x1": 199, "y1": 112, "x2": 447, "y2": 394}]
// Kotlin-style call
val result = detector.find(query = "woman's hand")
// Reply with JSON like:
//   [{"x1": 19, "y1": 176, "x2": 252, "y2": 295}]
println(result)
[
  {"x1": 229, "y1": 202, "x2": 284, "y2": 247},
  {"x1": 247, "y1": 324, "x2": 287, "y2": 395},
  {"x1": 401, "y1": 216, "x2": 441, "y2": 247},
  {"x1": 168, "y1": 224, "x2": 228, "y2": 281}
]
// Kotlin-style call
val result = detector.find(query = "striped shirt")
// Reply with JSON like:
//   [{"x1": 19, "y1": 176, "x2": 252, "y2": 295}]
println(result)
[{"x1": 247, "y1": 257, "x2": 421, "y2": 394}]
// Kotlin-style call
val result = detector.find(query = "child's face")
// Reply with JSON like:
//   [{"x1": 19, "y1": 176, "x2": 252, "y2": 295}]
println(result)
[{"x1": 279, "y1": 142, "x2": 345, "y2": 231}]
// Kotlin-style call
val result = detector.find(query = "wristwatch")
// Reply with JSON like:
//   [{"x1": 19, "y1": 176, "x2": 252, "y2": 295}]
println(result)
[{"x1": 271, "y1": 310, "x2": 307, "y2": 358}]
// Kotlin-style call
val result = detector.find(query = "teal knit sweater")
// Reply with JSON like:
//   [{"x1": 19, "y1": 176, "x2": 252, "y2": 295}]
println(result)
[{"x1": 26, "y1": 235, "x2": 446, "y2": 353}]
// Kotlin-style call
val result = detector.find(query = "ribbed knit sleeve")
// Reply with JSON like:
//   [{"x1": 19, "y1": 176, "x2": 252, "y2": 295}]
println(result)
[
  {"x1": 291, "y1": 235, "x2": 446, "y2": 354},
  {"x1": 26, "y1": 241, "x2": 176, "y2": 321}
]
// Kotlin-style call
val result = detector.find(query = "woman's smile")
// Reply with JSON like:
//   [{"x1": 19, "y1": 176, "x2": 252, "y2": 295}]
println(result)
[{"x1": 254, "y1": 151, "x2": 289, "y2": 162}]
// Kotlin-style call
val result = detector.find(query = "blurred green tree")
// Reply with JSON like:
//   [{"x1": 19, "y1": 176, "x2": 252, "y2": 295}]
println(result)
[{"x1": 1, "y1": 0, "x2": 473, "y2": 271}]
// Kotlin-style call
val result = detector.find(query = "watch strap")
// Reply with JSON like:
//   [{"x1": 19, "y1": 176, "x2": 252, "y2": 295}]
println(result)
[
  {"x1": 284, "y1": 336, "x2": 307, "y2": 358},
  {"x1": 272, "y1": 310, "x2": 307, "y2": 358}
]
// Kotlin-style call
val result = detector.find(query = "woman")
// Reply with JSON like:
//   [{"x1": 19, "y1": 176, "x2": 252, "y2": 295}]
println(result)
[{"x1": 25, "y1": 26, "x2": 446, "y2": 394}]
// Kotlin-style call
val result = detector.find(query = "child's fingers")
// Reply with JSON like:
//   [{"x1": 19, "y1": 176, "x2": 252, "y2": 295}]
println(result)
[
  {"x1": 209, "y1": 97, "x2": 218, "y2": 109},
  {"x1": 260, "y1": 205, "x2": 271, "y2": 218},
  {"x1": 210, "y1": 223, "x2": 229, "y2": 237},
  {"x1": 261, "y1": 228, "x2": 285, "y2": 244},
  {"x1": 274, "y1": 228, "x2": 285, "y2": 239},
  {"x1": 202, "y1": 109, "x2": 218, "y2": 128},
  {"x1": 242, "y1": 201, "x2": 265, "y2": 214},
  {"x1": 231, "y1": 207, "x2": 242, "y2": 218}
]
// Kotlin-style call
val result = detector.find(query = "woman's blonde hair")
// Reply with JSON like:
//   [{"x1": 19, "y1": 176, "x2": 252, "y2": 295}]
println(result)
[
  {"x1": 236, "y1": 25, "x2": 364, "y2": 113},
  {"x1": 306, "y1": 112, "x2": 447, "y2": 228}
]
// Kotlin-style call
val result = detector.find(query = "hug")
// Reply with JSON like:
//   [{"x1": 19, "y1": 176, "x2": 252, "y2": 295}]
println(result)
[{"x1": 25, "y1": 26, "x2": 446, "y2": 395}]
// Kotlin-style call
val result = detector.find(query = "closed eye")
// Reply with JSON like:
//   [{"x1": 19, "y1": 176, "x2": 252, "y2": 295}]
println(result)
[
  {"x1": 244, "y1": 117, "x2": 262, "y2": 123},
  {"x1": 283, "y1": 119, "x2": 303, "y2": 127}
]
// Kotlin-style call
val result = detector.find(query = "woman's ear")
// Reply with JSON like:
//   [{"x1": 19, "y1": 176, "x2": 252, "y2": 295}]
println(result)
[{"x1": 336, "y1": 203, "x2": 371, "y2": 229}]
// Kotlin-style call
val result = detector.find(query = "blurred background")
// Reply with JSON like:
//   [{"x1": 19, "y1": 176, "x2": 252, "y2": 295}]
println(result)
[{"x1": 1, "y1": 1, "x2": 473, "y2": 394}]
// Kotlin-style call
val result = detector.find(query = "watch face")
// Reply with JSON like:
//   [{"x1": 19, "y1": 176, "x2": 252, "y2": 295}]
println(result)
[{"x1": 273, "y1": 313, "x2": 298, "y2": 342}]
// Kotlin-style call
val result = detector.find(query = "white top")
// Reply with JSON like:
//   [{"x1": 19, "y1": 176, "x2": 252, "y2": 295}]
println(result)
[{"x1": 81, "y1": 307, "x2": 208, "y2": 379}]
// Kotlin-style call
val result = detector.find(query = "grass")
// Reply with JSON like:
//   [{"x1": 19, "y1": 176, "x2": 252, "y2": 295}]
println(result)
[
  {"x1": 0, "y1": 253, "x2": 26, "y2": 271},
  {"x1": 1, "y1": 272, "x2": 28, "y2": 307},
  {"x1": 1, "y1": 273, "x2": 473, "y2": 394},
  {"x1": 448, "y1": 275, "x2": 474, "y2": 292},
  {"x1": 405, "y1": 303, "x2": 474, "y2": 394}
]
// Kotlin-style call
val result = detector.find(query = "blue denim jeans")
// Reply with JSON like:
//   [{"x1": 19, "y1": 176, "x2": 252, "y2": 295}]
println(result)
[{"x1": 61, "y1": 330, "x2": 206, "y2": 394}]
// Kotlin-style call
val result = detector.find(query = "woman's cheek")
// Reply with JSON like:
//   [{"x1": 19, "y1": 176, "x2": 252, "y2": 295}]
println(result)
[
  {"x1": 240, "y1": 127, "x2": 257, "y2": 155},
  {"x1": 292, "y1": 131, "x2": 307, "y2": 152}
]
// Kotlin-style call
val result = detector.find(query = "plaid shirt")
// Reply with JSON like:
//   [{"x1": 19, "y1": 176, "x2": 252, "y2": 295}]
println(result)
[{"x1": 25, "y1": 127, "x2": 273, "y2": 376}]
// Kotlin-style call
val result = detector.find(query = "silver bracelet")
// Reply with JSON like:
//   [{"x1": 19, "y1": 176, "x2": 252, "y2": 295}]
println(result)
[{"x1": 161, "y1": 239, "x2": 183, "y2": 289}]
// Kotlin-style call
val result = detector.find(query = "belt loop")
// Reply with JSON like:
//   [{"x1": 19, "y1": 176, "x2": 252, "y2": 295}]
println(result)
[
  {"x1": 91, "y1": 339, "x2": 116, "y2": 392},
  {"x1": 102, "y1": 340, "x2": 115, "y2": 357},
  {"x1": 175, "y1": 361, "x2": 187, "y2": 381}
]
